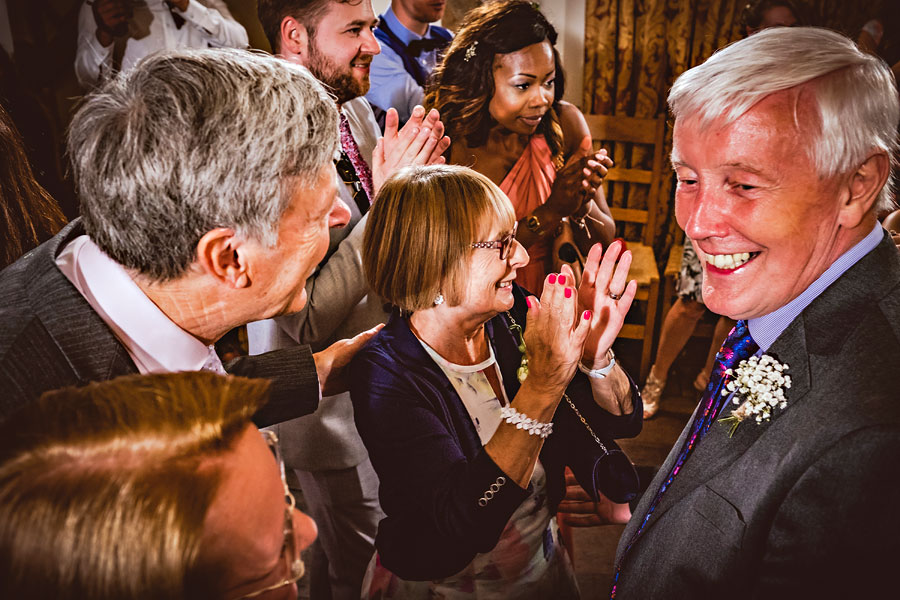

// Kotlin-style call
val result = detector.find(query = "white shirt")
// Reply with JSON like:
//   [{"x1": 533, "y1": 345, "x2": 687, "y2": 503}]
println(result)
[
  {"x1": 56, "y1": 235, "x2": 225, "y2": 375},
  {"x1": 75, "y1": 0, "x2": 249, "y2": 89}
]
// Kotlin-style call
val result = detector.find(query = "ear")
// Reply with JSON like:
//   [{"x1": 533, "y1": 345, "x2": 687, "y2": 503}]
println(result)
[
  {"x1": 195, "y1": 228, "x2": 251, "y2": 289},
  {"x1": 837, "y1": 152, "x2": 890, "y2": 229},
  {"x1": 279, "y1": 16, "x2": 309, "y2": 61}
]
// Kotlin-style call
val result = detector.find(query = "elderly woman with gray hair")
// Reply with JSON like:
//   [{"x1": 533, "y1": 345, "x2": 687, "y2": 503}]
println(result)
[{"x1": 349, "y1": 165, "x2": 642, "y2": 598}]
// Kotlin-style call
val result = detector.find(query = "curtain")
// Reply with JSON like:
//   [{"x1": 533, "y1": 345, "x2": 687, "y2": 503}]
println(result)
[{"x1": 583, "y1": 0, "x2": 898, "y2": 262}]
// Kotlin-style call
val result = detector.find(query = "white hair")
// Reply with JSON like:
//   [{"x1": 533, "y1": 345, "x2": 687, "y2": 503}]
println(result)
[
  {"x1": 68, "y1": 48, "x2": 339, "y2": 281},
  {"x1": 669, "y1": 27, "x2": 899, "y2": 211}
]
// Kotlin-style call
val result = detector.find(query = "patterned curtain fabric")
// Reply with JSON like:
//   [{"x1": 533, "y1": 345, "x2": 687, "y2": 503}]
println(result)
[{"x1": 583, "y1": 0, "x2": 898, "y2": 262}]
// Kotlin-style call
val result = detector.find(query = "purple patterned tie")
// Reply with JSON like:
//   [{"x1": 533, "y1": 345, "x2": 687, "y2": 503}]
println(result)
[
  {"x1": 611, "y1": 320, "x2": 758, "y2": 597},
  {"x1": 339, "y1": 112, "x2": 374, "y2": 204}
]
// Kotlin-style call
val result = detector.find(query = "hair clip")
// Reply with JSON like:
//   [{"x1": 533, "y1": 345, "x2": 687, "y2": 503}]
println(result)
[{"x1": 464, "y1": 41, "x2": 478, "y2": 62}]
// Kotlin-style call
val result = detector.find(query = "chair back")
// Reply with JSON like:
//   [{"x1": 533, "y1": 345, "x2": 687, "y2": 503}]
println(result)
[{"x1": 583, "y1": 113, "x2": 667, "y2": 248}]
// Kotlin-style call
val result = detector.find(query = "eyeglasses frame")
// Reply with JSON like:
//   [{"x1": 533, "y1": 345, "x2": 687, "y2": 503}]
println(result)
[
  {"x1": 470, "y1": 221, "x2": 518, "y2": 260},
  {"x1": 235, "y1": 430, "x2": 305, "y2": 599}
]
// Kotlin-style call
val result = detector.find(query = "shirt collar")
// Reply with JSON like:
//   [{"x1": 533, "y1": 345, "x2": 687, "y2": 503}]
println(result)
[
  {"x1": 748, "y1": 222, "x2": 883, "y2": 352},
  {"x1": 55, "y1": 235, "x2": 220, "y2": 374},
  {"x1": 382, "y1": 6, "x2": 432, "y2": 45}
]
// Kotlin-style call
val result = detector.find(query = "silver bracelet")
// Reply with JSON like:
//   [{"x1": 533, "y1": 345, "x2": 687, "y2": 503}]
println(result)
[
  {"x1": 577, "y1": 349, "x2": 616, "y2": 379},
  {"x1": 499, "y1": 405, "x2": 553, "y2": 438}
]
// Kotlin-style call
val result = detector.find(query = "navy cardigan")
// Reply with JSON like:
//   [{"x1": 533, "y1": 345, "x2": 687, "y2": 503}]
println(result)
[{"x1": 349, "y1": 286, "x2": 642, "y2": 580}]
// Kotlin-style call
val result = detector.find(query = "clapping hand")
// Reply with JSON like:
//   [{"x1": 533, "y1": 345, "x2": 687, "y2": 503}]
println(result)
[
  {"x1": 371, "y1": 106, "x2": 451, "y2": 195},
  {"x1": 577, "y1": 240, "x2": 636, "y2": 367},
  {"x1": 522, "y1": 269, "x2": 592, "y2": 395},
  {"x1": 547, "y1": 135, "x2": 614, "y2": 218}
]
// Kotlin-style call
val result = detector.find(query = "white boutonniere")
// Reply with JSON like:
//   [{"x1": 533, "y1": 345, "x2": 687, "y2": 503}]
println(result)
[{"x1": 718, "y1": 354, "x2": 791, "y2": 437}]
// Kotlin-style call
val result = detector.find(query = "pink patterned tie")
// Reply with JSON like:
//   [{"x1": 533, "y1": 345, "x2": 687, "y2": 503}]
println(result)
[{"x1": 339, "y1": 112, "x2": 374, "y2": 203}]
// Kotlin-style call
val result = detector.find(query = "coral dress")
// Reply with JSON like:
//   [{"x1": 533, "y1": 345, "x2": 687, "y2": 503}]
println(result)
[{"x1": 499, "y1": 135, "x2": 557, "y2": 296}]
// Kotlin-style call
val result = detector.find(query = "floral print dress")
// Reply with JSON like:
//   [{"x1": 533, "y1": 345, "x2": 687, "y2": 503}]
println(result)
[{"x1": 359, "y1": 339, "x2": 580, "y2": 599}]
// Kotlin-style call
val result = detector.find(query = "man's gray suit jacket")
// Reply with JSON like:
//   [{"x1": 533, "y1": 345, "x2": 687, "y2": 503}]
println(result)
[
  {"x1": 613, "y1": 231, "x2": 900, "y2": 599},
  {"x1": 0, "y1": 219, "x2": 321, "y2": 426},
  {"x1": 248, "y1": 96, "x2": 386, "y2": 472}
]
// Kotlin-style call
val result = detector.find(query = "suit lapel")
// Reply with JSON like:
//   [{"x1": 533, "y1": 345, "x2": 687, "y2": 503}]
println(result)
[{"x1": 27, "y1": 220, "x2": 137, "y2": 383}]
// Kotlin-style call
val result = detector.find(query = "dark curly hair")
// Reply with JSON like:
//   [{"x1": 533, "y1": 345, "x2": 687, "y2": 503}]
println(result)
[{"x1": 426, "y1": 0, "x2": 566, "y2": 164}]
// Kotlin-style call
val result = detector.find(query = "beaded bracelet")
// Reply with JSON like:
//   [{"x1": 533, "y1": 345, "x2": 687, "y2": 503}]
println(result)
[{"x1": 499, "y1": 405, "x2": 553, "y2": 438}]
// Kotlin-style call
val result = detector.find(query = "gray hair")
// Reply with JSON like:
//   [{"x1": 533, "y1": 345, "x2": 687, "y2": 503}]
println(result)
[
  {"x1": 669, "y1": 27, "x2": 899, "y2": 211},
  {"x1": 68, "y1": 48, "x2": 339, "y2": 281}
]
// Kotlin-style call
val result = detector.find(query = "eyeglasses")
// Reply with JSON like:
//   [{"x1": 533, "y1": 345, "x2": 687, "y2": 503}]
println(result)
[
  {"x1": 471, "y1": 222, "x2": 518, "y2": 260},
  {"x1": 236, "y1": 430, "x2": 305, "y2": 599}
]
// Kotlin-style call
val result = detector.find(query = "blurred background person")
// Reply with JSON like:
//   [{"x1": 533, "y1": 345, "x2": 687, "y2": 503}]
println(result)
[
  {"x1": 351, "y1": 164, "x2": 641, "y2": 598},
  {"x1": 75, "y1": 0, "x2": 249, "y2": 89},
  {"x1": 0, "y1": 371, "x2": 318, "y2": 600},
  {"x1": 641, "y1": 0, "x2": 806, "y2": 419},
  {"x1": 367, "y1": 0, "x2": 452, "y2": 127},
  {"x1": 427, "y1": 0, "x2": 615, "y2": 295},
  {"x1": 739, "y1": 0, "x2": 803, "y2": 36},
  {"x1": 0, "y1": 102, "x2": 67, "y2": 270}
]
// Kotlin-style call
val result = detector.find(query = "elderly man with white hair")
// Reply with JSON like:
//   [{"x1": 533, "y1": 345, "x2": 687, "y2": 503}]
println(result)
[
  {"x1": 612, "y1": 27, "x2": 900, "y2": 598},
  {"x1": 0, "y1": 48, "x2": 373, "y2": 425}
]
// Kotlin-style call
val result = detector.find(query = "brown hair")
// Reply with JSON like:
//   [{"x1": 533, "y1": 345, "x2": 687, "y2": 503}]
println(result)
[
  {"x1": 363, "y1": 164, "x2": 516, "y2": 311},
  {"x1": 0, "y1": 372, "x2": 269, "y2": 600},
  {"x1": 0, "y1": 103, "x2": 66, "y2": 269},
  {"x1": 425, "y1": 0, "x2": 565, "y2": 163},
  {"x1": 257, "y1": 0, "x2": 361, "y2": 53}
]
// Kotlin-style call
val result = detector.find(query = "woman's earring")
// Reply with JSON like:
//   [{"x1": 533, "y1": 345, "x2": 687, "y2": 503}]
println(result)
[{"x1": 434, "y1": 292, "x2": 445, "y2": 306}]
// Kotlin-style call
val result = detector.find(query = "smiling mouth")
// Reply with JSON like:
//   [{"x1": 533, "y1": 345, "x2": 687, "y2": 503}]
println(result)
[
  {"x1": 703, "y1": 251, "x2": 760, "y2": 272},
  {"x1": 497, "y1": 280, "x2": 514, "y2": 289}
]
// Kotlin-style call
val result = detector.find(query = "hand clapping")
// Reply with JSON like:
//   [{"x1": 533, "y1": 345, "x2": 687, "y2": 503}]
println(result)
[
  {"x1": 371, "y1": 106, "x2": 451, "y2": 195},
  {"x1": 547, "y1": 135, "x2": 614, "y2": 217},
  {"x1": 522, "y1": 270, "x2": 592, "y2": 395},
  {"x1": 577, "y1": 240, "x2": 636, "y2": 367}
]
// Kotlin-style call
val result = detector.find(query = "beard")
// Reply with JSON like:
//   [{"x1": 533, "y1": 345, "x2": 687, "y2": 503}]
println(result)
[{"x1": 306, "y1": 40, "x2": 370, "y2": 104}]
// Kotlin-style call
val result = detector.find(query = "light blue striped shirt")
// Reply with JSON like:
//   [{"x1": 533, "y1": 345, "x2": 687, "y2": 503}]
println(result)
[{"x1": 748, "y1": 222, "x2": 884, "y2": 353}]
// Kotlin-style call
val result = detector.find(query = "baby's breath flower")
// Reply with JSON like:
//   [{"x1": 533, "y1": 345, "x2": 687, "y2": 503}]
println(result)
[{"x1": 718, "y1": 354, "x2": 791, "y2": 437}]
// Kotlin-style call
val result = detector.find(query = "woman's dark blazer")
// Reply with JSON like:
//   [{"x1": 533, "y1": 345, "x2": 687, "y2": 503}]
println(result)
[{"x1": 349, "y1": 285, "x2": 642, "y2": 580}]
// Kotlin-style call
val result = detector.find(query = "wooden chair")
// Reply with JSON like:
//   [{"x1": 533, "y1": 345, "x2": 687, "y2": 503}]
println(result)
[{"x1": 584, "y1": 113, "x2": 667, "y2": 381}]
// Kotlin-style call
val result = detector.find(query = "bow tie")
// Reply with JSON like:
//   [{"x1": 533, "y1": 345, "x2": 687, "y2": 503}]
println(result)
[{"x1": 406, "y1": 36, "x2": 449, "y2": 57}]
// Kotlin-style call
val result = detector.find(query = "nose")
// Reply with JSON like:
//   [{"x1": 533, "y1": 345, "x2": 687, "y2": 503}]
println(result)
[
  {"x1": 677, "y1": 185, "x2": 730, "y2": 242},
  {"x1": 291, "y1": 507, "x2": 318, "y2": 552},
  {"x1": 360, "y1": 27, "x2": 380, "y2": 55},
  {"x1": 329, "y1": 197, "x2": 352, "y2": 228},
  {"x1": 531, "y1": 84, "x2": 553, "y2": 108},
  {"x1": 509, "y1": 238, "x2": 530, "y2": 269}
]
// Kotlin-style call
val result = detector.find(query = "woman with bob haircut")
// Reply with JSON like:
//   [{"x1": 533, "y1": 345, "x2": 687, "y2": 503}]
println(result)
[
  {"x1": 426, "y1": 0, "x2": 616, "y2": 295},
  {"x1": 350, "y1": 164, "x2": 642, "y2": 598}
]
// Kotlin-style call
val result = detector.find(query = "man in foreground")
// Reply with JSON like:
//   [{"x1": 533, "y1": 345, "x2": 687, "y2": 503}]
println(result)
[
  {"x1": 613, "y1": 27, "x2": 900, "y2": 597},
  {"x1": 0, "y1": 48, "x2": 371, "y2": 426},
  {"x1": 0, "y1": 371, "x2": 317, "y2": 600}
]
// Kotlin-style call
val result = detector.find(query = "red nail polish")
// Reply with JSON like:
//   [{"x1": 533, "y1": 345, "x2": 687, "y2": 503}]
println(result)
[
  {"x1": 526, "y1": 297, "x2": 532, "y2": 309},
  {"x1": 548, "y1": 273, "x2": 557, "y2": 284},
  {"x1": 584, "y1": 310, "x2": 592, "y2": 320},
  {"x1": 564, "y1": 287, "x2": 572, "y2": 298},
  {"x1": 558, "y1": 274, "x2": 566, "y2": 285}
]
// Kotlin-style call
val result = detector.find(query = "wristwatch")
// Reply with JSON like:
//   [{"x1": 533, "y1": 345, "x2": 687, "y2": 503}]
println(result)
[{"x1": 577, "y1": 349, "x2": 616, "y2": 379}]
